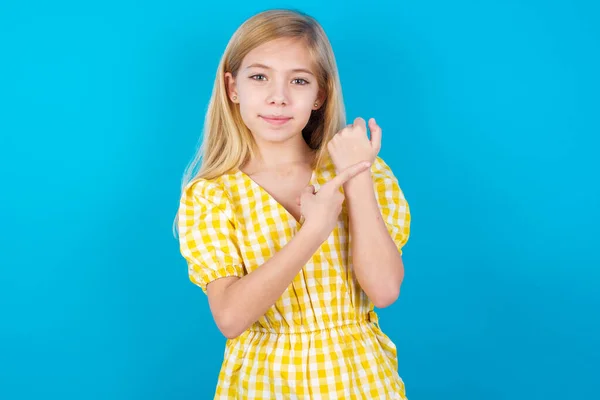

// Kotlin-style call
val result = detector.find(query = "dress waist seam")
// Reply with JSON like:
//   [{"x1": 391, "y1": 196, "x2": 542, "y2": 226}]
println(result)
[{"x1": 246, "y1": 311, "x2": 379, "y2": 335}]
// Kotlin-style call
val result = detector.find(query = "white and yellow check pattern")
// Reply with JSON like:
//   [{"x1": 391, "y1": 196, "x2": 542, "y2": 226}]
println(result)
[{"x1": 178, "y1": 156, "x2": 411, "y2": 399}]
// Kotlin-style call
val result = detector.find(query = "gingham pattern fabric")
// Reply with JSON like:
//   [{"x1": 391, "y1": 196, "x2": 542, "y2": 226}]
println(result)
[{"x1": 178, "y1": 156, "x2": 411, "y2": 399}]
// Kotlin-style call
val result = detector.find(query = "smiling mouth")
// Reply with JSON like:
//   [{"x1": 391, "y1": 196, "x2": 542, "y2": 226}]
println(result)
[{"x1": 260, "y1": 115, "x2": 292, "y2": 126}]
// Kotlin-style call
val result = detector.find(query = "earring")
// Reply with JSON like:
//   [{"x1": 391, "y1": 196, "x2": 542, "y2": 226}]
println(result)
[
  {"x1": 232, "y1": 95, "x2": 237, "y2": 101},
  {"x1": 314, "y1": 102, "x2": 318, "y2": 107}
]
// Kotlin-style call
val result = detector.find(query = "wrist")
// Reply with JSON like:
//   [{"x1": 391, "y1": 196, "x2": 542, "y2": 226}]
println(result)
[
  {"x1": 299, "y1": 220, "x2": 330, "y2": 244},
  {"x1": 343, "y1": 170, "x2": 373, "y2": 196}
]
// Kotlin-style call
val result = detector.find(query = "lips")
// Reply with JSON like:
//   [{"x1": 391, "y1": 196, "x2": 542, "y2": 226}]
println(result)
[{"x1": 260, "y1": 115, "x2": 292, "y2": 126}]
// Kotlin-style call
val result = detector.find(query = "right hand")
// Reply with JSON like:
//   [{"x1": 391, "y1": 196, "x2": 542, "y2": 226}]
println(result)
[{"x1": 297, "y1": 161, "x2": 371, "y2": 240}]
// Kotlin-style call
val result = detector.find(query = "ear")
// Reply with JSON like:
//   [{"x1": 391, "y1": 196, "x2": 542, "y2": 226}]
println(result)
[
  {"x1": 314, "y1": 90, "x2": 326, "y2": 110},
  {"x1": 224, "y1": 72, "x2": 238, "y2": 103}
]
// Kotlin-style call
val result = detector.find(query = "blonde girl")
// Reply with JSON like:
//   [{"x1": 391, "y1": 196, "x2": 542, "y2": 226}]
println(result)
[{"x1": 176, "y1": 8, "x2": 411, "y2": 399}]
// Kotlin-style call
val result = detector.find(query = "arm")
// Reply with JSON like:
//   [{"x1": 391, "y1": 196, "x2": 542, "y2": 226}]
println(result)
[
  {"x1": 182, "y1": 163, "x2": 370, "y2": 339},
  {"x1": 326, "y1": 117, "x2": 409, "y2": 308},
  {"x1": 343, "y1": 170, "x2": 404, "y2": 308},
  {"x1": 206, "y1": 225, "x2": 324, "y2": 339}
]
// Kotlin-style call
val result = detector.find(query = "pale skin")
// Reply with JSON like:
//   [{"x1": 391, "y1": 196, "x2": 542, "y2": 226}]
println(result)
[
  {"x1": 205, "y1": 37, "x2": 403, "y2": 339},
  {"x1": 327, "y1": 117, "x2": 405, "y2": 308}
]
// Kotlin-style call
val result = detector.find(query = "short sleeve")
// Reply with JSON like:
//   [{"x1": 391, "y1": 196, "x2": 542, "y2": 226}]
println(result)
[
  {"x1": 372, "y1": 157, "x2": 411, "y2": 255},
  {"x1": 177, "y1": 178, "x2": 245, "y2": 293}
]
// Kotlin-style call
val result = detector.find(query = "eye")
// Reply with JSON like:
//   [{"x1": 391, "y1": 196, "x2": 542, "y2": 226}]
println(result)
[
  {"x1": 249, "y1": 74, "x2": 267, "y2": 81},
  {"x1": 292, "y1": 78, "x2": 309, "y2": 85}
]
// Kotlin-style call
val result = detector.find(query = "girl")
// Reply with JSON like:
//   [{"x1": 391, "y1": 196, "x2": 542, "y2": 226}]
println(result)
[{"x1": 176, "y1": 8, "x2": 411, "y2": 399}]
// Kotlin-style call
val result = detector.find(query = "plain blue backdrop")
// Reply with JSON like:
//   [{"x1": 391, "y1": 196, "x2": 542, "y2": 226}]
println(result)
[{"x1": 1, "y1": 0, "x2": 598, "y2": 399}]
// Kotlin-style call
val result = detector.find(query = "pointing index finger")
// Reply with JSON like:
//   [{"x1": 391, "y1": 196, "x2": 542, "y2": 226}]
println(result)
[{"x1": 324, "y1": 161, "x2": 371, "y2": 192}]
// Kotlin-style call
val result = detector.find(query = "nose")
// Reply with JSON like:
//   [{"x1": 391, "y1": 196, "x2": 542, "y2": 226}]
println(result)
[{"x1": 267, "y1": 79, "x2": 289, "y2": 106}]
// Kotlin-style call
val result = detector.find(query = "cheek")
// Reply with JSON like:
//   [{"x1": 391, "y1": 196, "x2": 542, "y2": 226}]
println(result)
[
  {"x1": 237, "y1": 84, "x2": 317, "y2": 119},
  {"x1": 237, "y1": 87, "x2": 259, "y2": 119},
  {"x1": 237, "y1": 104, "x2": 255, "y2": 130},
  {"x1": 297, "y1": 93, "x2": 315, "y2": 109},
  {"x1": 294, "y1": 94, "x2": 317, "y2": 120},
  {"x1": 238, "y1": 91, "x2": 265, "y2": 117}
]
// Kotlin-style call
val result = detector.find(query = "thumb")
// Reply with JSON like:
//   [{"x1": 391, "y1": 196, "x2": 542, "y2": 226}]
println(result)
[
  {"x1": 303, "y1": 184, "x2": 316, "y2": 193},
  {"x1": 299, "y1": 185, "x2": 315, "y2": 204},
  {"x1": 369, "y1": 118, "x2": 382, "y2": 153}
]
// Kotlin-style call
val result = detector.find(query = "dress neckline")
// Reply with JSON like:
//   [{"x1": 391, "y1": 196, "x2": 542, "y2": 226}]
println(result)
[{"x1": 235, "y1": 167, "x2": 317, "y2": 227}]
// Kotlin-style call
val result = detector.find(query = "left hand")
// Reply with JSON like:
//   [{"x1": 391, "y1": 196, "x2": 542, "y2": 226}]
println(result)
[{"x1": 327, "y1": 117, "x2": 382, "y2": 173}]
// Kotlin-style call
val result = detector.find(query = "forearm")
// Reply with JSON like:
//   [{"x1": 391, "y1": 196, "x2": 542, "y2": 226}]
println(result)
[
  {"x1": 220, "y1": 225, "x2": 324, "y2": 338},
  {"x1": 344, "y1": 171, "x2": 404, "y2": 308}
]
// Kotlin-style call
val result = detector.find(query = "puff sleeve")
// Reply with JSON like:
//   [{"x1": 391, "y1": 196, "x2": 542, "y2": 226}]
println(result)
[
  {"x1": 177, "y1": 178, "x2": 246, "y2": 293},
  {"x1": 371, "y1": 156, "x2": 412, "y2": 255}
]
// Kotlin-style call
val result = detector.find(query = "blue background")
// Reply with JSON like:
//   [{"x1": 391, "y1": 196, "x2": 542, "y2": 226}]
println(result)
[{"x1": 1, "y1": 0, "x2": 598, "y2": 399}]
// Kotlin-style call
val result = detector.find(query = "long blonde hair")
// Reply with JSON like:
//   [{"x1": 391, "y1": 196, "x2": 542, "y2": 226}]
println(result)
[{"x1": 173, "y1": 9, "x2": 347, "y2": 235}]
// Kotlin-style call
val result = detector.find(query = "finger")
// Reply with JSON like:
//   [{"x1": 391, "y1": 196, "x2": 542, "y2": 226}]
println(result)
[
  {"x1": 353, "y1": 117, "x2": 367, "y2": 132},
  {"x1": 369, "y1": 118, "x2": 382, "y2": 152},
  {"x1": 301, "y1": 185, "x2": 316, "y2": 196},
  {"x1": 323, "y1": 161, "x2": 371, "y2": 192},
  {"x1": 299, "y1": 185, "x2": 316, "y2": 205}
]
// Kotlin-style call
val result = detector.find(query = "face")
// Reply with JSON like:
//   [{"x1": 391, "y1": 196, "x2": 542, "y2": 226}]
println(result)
[{"x1": 225, "y1": 37, "x2": 324, "y2": 147}]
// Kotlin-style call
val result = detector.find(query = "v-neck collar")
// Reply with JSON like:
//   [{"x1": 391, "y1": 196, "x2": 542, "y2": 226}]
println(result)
[{"x1": 235, "y1": 167, "x2": 317, "y2": 228}]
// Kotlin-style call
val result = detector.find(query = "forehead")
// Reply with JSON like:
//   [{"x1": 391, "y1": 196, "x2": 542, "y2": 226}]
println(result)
[{"x1": 242, "y1": 37, "x2": 315, "y2": 70}]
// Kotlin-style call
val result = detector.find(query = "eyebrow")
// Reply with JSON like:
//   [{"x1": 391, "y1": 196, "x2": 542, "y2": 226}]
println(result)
[{"x1": 244, "y1": 63, "x2": 315, "y2": 76}]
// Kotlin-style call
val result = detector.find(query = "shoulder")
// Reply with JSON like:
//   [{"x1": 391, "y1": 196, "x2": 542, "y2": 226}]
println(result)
[
  {"x1": 371, "y1": 156, "x2": 398, "y2": 181},
  {"x1": 371, "y1": 156, "x2": 400, "y2": 190},
  {"x1": 370, "y1": 156, "x2": 408, "y2": 203},
  {"x1": 181, "y1": 172, "x2": 241, "y2": 204},
  {"x1": 179, "y1": 173, "x2": 240, "y2": 219}
]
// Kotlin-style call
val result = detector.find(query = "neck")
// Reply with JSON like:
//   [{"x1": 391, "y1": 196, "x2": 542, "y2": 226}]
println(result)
[{"x1": 245, "y1": 135, "x2": 315, "y2": 173}]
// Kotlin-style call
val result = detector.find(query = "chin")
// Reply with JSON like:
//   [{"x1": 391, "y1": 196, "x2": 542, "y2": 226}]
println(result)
[{"x1": 242, "y1": 113, "x2": 310, "y2": 145}]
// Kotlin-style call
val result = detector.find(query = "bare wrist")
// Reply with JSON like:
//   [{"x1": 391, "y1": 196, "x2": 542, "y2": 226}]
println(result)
[
  {"x1": 343, "y1": 171, "x2": 373, "y2": 198},
  {"x1": 299, "y1": 221, "x2": 330, "y2": 244}
]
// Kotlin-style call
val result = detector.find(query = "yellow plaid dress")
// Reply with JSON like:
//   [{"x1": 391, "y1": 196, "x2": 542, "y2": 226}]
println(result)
[{"x1": 178, "y1": 156, "x2": 411, "y2": 399}]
